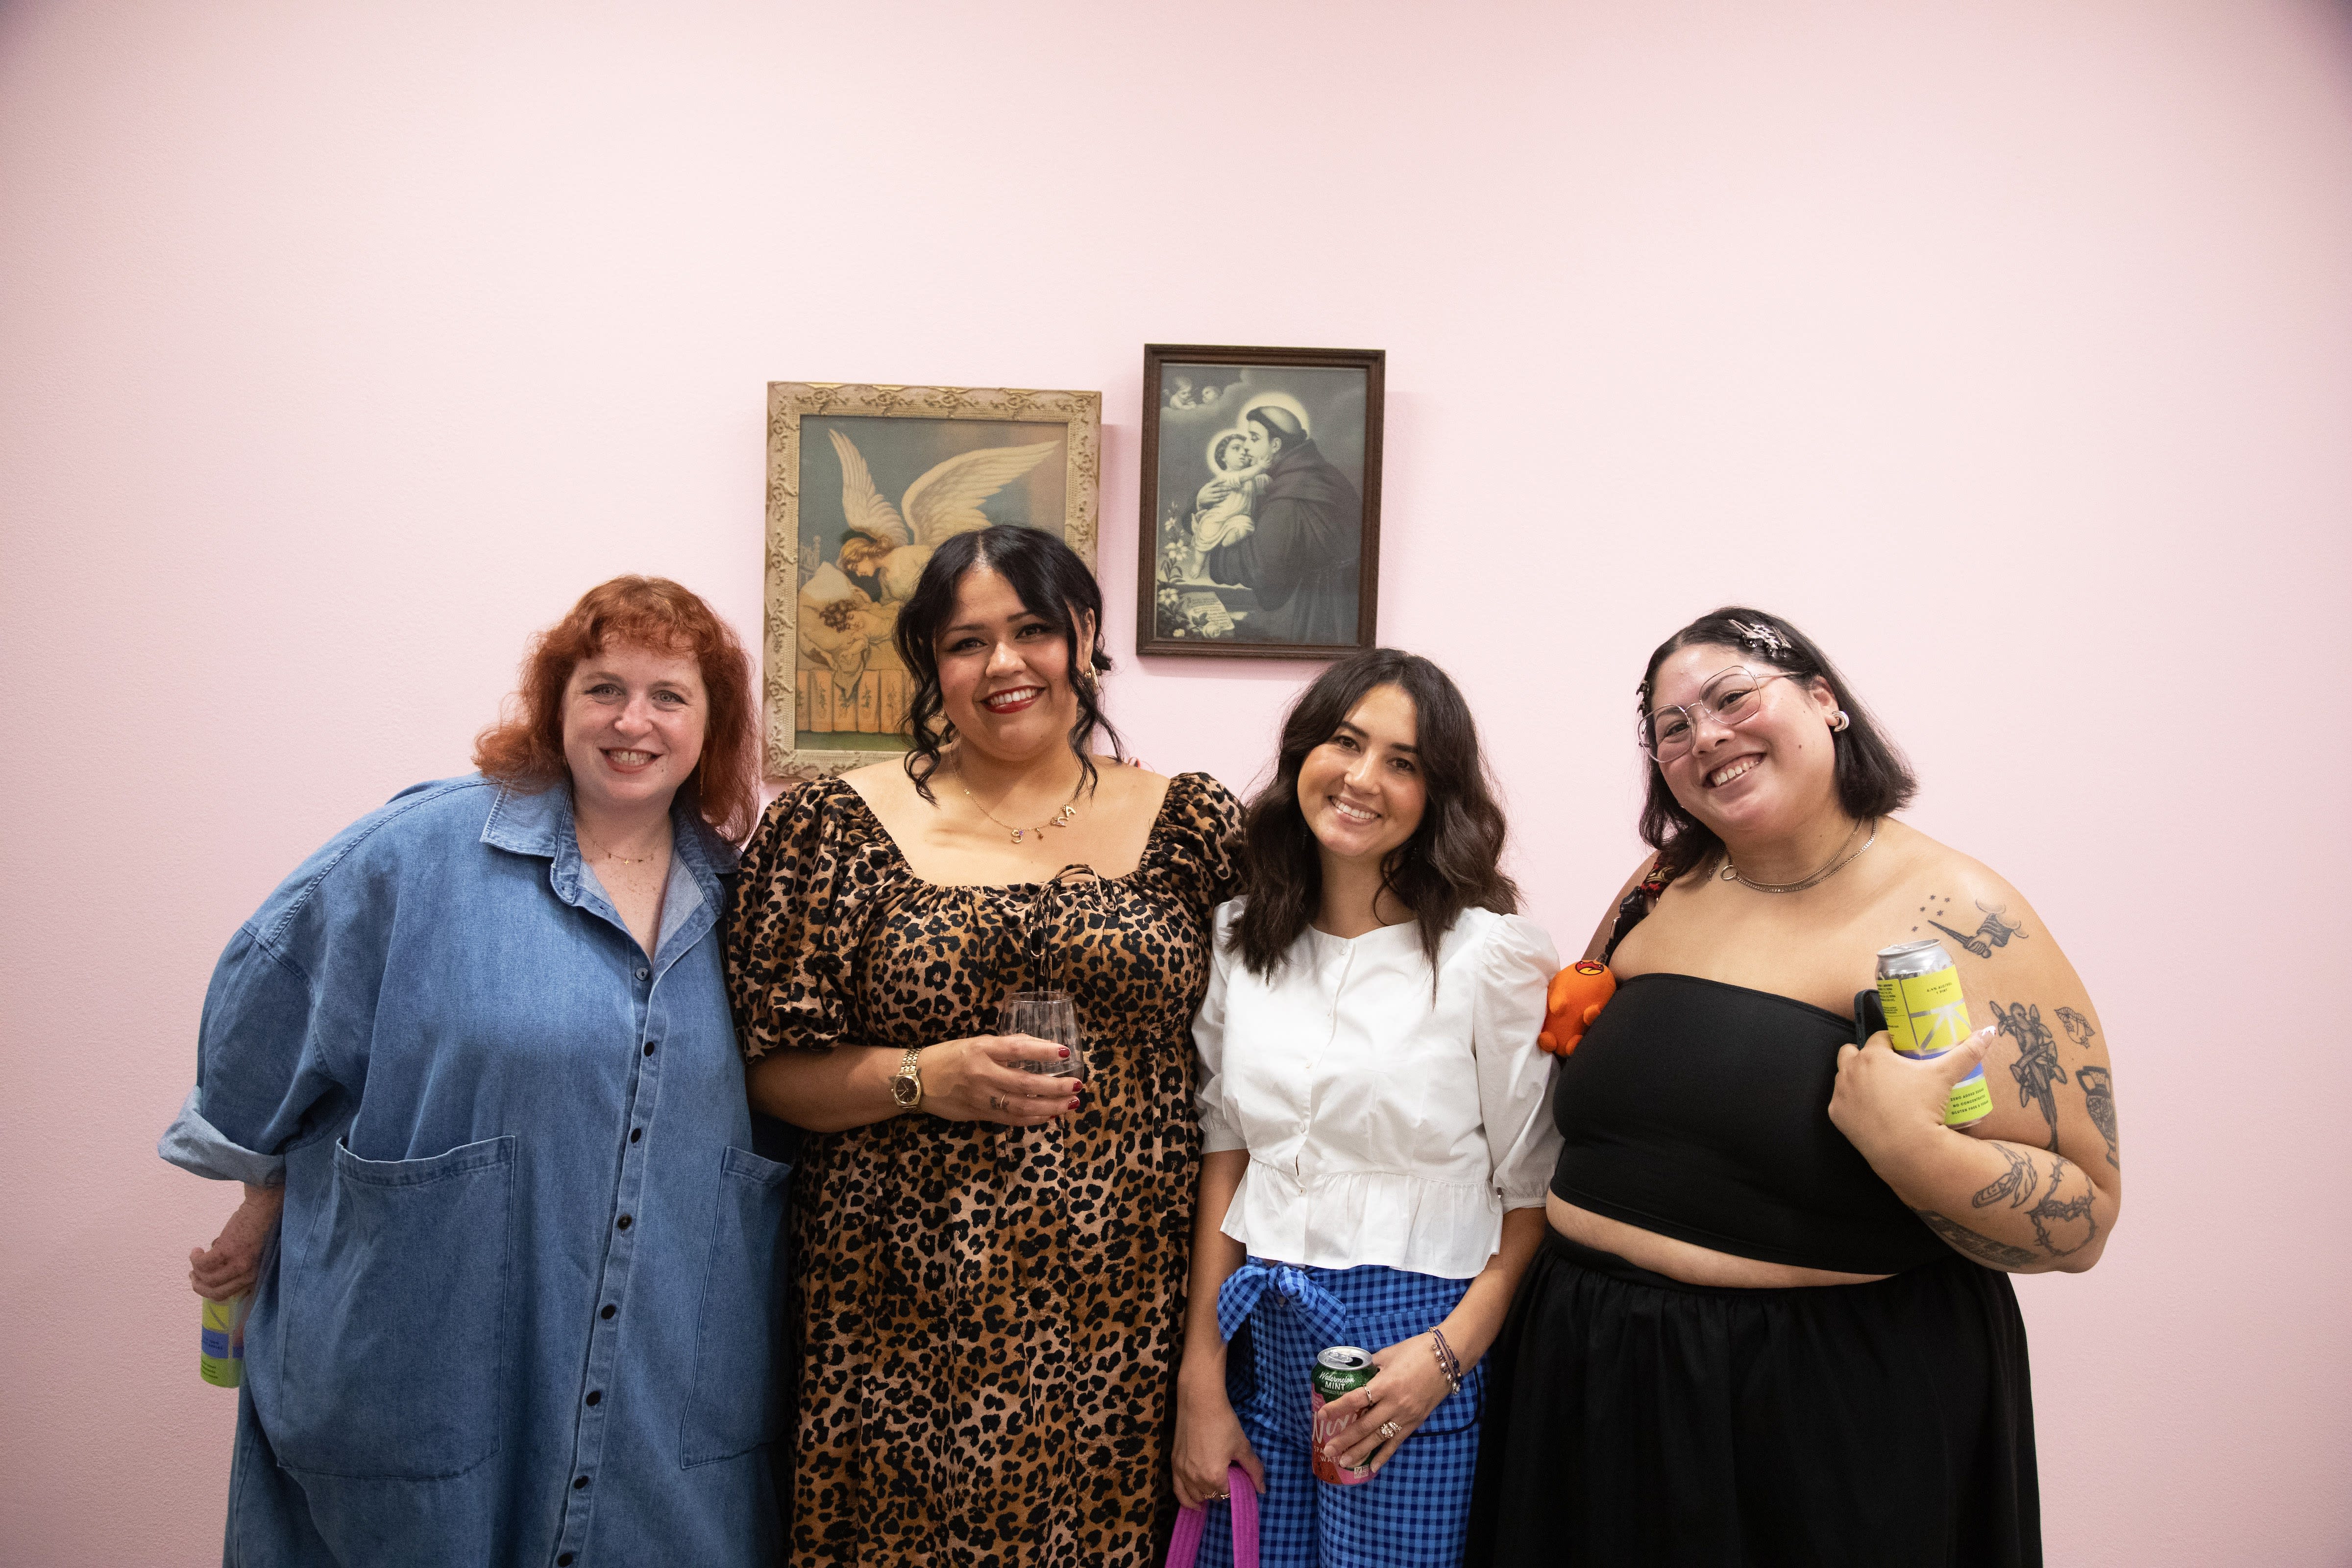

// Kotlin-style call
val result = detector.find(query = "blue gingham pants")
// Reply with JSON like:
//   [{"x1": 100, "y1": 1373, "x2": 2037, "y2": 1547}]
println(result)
[{"x1": 1198, "y1": 1259, "x2": 1485, "y2": 1568}]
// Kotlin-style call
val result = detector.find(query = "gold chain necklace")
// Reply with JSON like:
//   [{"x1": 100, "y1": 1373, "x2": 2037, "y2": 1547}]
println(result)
[
  {"x1": 581, "y1": 830, "x2": 664, "y2": 866},
  {"x1": 1720, "y1": 818, "x2": 1877, "y2": 894},
  {"x1": 958, "y1": 767, "x2": 1082, "y2": 844}
]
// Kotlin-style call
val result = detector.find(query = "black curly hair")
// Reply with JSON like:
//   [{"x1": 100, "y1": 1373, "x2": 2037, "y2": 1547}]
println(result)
[{"x1": 893, "y1": 525, "x2": 1124, "y2": 802}]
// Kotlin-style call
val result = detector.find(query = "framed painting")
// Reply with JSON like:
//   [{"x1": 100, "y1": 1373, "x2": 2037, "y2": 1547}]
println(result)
[
  {"x1": 1134, "y1": 344, "x2": 1384, "y2": 659},
  {"x1": 763, "y1": 382, "x2": 1102, "y2": 779}
]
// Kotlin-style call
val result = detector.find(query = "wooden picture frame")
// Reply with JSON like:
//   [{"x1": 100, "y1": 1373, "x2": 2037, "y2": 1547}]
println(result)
[
  {"x1": 1135, "y1": 344, "x2": 1384, "y2": 659},
  {"x1": 763, "y1": 381, "x2": 1102, "y2": 780}
]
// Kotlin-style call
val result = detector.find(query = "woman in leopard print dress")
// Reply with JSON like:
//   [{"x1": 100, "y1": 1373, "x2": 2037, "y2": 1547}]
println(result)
[{"x1": 727, "y1": 526, "x2": 1239, "y2": 1565}]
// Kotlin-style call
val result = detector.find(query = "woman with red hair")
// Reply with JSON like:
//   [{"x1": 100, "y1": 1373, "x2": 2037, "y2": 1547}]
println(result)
[{"x1": 158, "y1": 577, "x2": 785, "y2": 1567}]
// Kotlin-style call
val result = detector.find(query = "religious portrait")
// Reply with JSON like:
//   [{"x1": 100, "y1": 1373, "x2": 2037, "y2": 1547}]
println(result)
[
  {"x1": 1134, "y1": 344, "x2": 1384, "y2": 658},
  {"x1": 763, "y1": 382, "x2": 1101, "y2": 778}
]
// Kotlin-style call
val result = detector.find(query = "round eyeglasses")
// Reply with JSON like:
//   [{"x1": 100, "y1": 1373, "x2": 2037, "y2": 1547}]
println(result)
[{"x1": 1638, "y1": 668, "x2": 1799, "y2": 760}]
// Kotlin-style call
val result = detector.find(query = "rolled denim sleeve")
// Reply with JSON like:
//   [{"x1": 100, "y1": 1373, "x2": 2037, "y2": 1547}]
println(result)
[{"x1": 157, "y1": 1083, "x2": 286, "y2": 1186}]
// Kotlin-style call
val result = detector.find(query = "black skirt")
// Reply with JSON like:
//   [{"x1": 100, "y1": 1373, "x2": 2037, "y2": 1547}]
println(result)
[{"x1": 1466, "y1": 1232, "x2": 2040, "y2": 1568}]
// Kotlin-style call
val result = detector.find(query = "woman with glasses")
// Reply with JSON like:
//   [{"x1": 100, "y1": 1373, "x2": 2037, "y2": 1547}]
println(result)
[{"x1": 1468, "y1": 607, "x2": 2121, "y2": 1567}]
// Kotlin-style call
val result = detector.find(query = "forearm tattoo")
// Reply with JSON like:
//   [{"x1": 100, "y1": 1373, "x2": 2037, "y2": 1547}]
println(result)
[
  {"x1": 1971, "y1": 1143, "x2": 2039, "y2": 1211},
  {"x1": 2024, "y1": 1154, "x2": 2100, "y2": 1256},
  {"x1": 1992, "y1": 999, "x2": 2066, "y2": 1148},
  {"x1": 1912, "y1": 1208, "x2": 2041, "y2": 1269},
  {"x1": 1919, "y1": 1148, "x2": 2102, "y2": 1268}
]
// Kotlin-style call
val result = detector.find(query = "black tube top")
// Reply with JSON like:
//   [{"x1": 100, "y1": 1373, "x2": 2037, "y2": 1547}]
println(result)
[{"x1": 1549, "y1": 972, "x2": 1950, "y2": 1275}]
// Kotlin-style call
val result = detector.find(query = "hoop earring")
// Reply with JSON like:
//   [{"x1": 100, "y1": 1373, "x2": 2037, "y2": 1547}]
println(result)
[{"x1": 1830, "y1": 710, "x2": 1851, "y2": 733}]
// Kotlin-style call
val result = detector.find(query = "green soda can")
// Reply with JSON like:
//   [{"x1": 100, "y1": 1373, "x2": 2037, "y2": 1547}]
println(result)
[
  {"x1": 1875, "y1": 939, "x2": 1993, "y2": 1127},
  {"x1": 1310, "y1": 1347, "x2": 1378, "y2": 1485},
  {"x1": 199, "y1": 1294, "x2": 249, "y2": 1388}
]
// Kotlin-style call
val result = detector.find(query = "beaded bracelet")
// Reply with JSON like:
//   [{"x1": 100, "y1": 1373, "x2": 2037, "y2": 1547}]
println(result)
[{"x1": 1430, "y1": 1327, "x2": 1465, "y2": 1394}]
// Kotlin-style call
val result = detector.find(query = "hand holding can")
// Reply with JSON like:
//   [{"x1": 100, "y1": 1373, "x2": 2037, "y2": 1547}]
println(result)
[{"x1": 1869, "y1": 940, "x2": 1993, "y2": 1127}]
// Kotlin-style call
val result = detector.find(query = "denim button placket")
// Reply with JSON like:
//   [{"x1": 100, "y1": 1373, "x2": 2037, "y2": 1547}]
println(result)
[{"x1": 557, "y1": 952, "x2": 668, "y2": 1565}]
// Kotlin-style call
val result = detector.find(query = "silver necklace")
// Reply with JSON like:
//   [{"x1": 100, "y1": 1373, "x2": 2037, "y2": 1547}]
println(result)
[{"x1": 1720, "y1": 818, "x2": 1877, "y2": 894}]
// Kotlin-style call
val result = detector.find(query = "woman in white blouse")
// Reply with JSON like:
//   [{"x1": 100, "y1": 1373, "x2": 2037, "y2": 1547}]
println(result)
[{"x1": 1173, "y1": 649, "x2": 1560, "y2": 1568}]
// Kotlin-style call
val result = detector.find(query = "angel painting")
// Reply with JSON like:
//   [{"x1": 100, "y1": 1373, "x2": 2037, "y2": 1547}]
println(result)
[
  {"x1": 773, "y1": 397, "x2": 1086, "y2": 761},
  {"x1": 827, "y1": 429, "x2": 1060, "y2": 602}
]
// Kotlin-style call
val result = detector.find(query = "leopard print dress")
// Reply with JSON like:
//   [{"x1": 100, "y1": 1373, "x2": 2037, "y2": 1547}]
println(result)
[{"x1": 726, "y1": 772, "x2": 1240, "y2": 1567}]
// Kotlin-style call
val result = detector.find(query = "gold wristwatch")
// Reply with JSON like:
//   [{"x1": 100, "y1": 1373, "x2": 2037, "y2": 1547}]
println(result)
[{"x1": 888, "y1": 1046, "x2": 924, "y2": 1111}]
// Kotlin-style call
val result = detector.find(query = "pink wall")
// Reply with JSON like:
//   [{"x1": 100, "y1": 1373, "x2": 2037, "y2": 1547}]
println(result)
[{"x1": 5, "y1": 1, "x2": 2349, "y2": 1561}]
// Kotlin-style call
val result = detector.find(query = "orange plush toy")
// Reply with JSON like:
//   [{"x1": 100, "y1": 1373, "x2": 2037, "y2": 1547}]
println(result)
[{"x1": 1536, "y1": 961, "x2": 1617, "y2": 1056}]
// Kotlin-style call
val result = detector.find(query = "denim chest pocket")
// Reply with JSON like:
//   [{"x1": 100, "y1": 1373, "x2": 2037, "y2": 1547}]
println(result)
[
  {"x1": 274, "y1": 1134, "x2": 517, "y2": 1479},
  {"x1": 680, "y1": 1145, "x2": 792, "y2": 1468}
]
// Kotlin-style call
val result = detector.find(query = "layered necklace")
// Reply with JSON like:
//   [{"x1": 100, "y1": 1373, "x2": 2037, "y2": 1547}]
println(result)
[{"x1": 1720, "y1": 817, "x2": 1878, "y2": 894}]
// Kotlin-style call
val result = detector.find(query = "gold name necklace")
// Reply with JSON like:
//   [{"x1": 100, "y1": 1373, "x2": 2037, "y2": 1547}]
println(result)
[{"x1": 958, "y1": 764, "x2": 1082, "y2": 844}]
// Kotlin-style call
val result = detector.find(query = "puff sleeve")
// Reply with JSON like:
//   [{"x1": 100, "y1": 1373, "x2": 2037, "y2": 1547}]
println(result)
[
  {"x1": 724, "y1": 781, "x2": 863, "y2": 1060},
  {"x1": 1191, "y1": 902, "x2": 1246, "y2": 1154},
  {"x1": 1471, "y1": 912, "x2": 1564, "y2": 1209},
  {"x1": 1154, "y1": 773, "x2": 1243, "y2": 919}
]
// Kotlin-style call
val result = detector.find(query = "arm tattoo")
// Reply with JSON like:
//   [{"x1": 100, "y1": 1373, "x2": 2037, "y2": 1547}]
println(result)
[
  {"x1": 1912, "y1": 1207, "x2": 2041, "y2": 1269},
  {"x1": 1923, "y1": 898, "x2": 2030, "y2": 959},
  {"x1": 1919, "y1": 1150, "x2": 2102, "y2": 1268},
  {"x1": 1971, "y1": 1143, "x2": 2040, "y2": 1210},
  {"x1": 2056, "y1": 1005, "x2": 2097, "y2": 1046},
  {"x1": 2075, "y1": 1065, "x2": 2119, "y2": 1169},
  {"x1": 2024, "y1": 1153, "x2": 2100, "y2": 1256},
  {"x1": 1992, "y1": 999, "x2": 2066, "y2": 1147}
]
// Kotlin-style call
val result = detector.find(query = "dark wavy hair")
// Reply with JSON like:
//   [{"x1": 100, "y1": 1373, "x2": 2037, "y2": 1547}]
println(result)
[
  {"x1": 1637, "y1": 606, "x2": 1916, "y2": 887},
  {"x1": 893, "y1": 524, "x2": 1124, "y2": 802},
  {"x1": 1231, "y1": 648, "x2": 1518, "y2": 979}
]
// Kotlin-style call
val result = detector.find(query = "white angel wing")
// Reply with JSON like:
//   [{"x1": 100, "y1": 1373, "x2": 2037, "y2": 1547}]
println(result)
[
  {"x1": 902, "y1": 441, "x2": 1060, "y2": 546},
  {"x1": 829, "y1": 429, "x2": 908, "y2": 545}
]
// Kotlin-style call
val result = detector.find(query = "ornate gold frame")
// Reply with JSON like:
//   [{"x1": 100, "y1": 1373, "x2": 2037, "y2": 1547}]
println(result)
[{"x1": 763, "y1": 381, "x2": 1102, "y2": 780}]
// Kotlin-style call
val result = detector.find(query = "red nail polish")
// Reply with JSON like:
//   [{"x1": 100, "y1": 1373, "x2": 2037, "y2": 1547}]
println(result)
[{"x1": 1058, "y1": 1046, "x2": 1071, "y2": 1058}]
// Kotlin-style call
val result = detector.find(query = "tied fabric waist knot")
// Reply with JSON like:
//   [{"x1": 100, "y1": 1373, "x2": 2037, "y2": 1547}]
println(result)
[{"x1": 1216, "y1": 1258, "x2": 1350, "y2": 1349}]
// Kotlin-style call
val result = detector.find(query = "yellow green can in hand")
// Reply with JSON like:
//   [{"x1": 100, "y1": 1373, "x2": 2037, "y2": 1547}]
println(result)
[
  {"x1": 199, "y1": 1294, "x2": 248, "y2": 1388},
  {"x1": 1875, "y1": 939, "x2": 1993, "y2": 1127}
]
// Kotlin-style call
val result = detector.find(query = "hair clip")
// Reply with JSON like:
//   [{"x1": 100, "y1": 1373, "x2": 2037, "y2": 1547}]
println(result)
[{"x1": 1726, "y1": 618, "x2": 1788, "y2": 657}]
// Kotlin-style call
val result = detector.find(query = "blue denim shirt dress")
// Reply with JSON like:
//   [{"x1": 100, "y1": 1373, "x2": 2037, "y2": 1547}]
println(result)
[{"x1": 160, "y1": 776, "x2": 786, "y2": 1568}]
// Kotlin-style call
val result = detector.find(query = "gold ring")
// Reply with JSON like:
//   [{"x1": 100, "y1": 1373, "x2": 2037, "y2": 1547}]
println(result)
[
  {"x1": 1377, "y1": 1420, "x2": 1401, "y2": 1440},
  {"x1": 1211, "y1": 1491, "x2": 1229, "y2": 1501}
]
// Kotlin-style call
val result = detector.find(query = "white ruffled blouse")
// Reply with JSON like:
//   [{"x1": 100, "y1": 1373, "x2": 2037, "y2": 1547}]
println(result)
[{"x1": 1193, "y1": 902, "x2": 1562, "y2": 1280}]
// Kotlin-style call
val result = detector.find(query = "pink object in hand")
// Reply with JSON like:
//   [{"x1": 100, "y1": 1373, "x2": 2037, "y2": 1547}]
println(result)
[{"x1": 1166, "y1": 1464, "x2": 1260, "y2": 1568}]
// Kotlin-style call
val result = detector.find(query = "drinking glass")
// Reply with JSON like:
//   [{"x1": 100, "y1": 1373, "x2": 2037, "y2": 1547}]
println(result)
[{"x1": 997, "y1": 989, "x2": 1087, "y2": 1081}]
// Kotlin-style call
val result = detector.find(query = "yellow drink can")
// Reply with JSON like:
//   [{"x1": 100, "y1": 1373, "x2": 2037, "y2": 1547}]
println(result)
[
  {"x1": 199, "y1": 1294, "x2": 248, "y2": 1388},
  {"x1": 1876, "y1": 939, "x2": 1993, "y2": 1127}
]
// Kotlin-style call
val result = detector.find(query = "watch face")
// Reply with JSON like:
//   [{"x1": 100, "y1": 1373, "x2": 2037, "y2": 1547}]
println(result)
[{"x1": 890, "y1": 1075, "x2": 918, "y2": 1107}]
